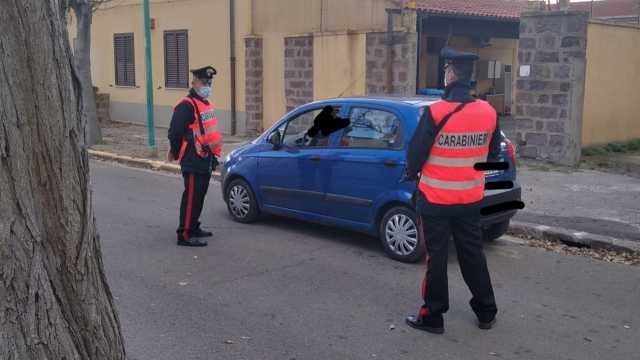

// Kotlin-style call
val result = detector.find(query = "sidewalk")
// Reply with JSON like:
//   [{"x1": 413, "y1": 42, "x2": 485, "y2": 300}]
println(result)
[
  {"x1": 90, "y1": 122, "x2": 640, "y2": 252},
  {"x1": 511, "y1": 159, "x2": 640, "y2": 250},
  {"x1": 92, "y1": 121, "x2": 250, "y2": 160}
]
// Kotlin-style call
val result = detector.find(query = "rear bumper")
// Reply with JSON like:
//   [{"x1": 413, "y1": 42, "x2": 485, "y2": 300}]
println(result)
[{"x1": 480, "y1": 183, "x2": 522, "y2": 227}]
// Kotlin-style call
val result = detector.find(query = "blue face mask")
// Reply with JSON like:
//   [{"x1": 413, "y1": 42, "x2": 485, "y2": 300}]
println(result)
[{"x1": 195, "y1": 86, "x2": 212, "y2": 98}]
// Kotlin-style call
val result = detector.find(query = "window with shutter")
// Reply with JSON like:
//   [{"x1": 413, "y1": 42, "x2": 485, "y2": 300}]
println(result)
[
  {"x1": 113, "y1": 33, "x2": 135, "y2": 86},
  {"x1": 164, "y1": 30, "x2": 189, "y2": 88}
]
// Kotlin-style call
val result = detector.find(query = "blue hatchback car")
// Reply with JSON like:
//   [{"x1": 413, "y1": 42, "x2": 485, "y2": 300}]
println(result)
[{"x1": 221, "y1": 97, "x2": 521, "y2": 263}]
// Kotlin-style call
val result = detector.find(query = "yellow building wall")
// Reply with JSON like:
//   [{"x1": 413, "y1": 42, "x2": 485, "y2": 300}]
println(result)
[
  {"x1": 313, "y1": 32, "x2": 367, "y2": 100},
  {"x1": 79, "y1": 0, "x2": 252, "y2": 133},
  {"x1": 252, "y1": 0, "x2": 389, "y2": 34},
  {"x1": 582, "y1": 21, "x2": 640, "y2": 145},
  {"x1": 261, "y1": 33, "x2": 286, "y2": 130}
]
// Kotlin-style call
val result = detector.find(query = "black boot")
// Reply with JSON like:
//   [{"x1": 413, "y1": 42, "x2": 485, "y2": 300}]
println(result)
[
  {"x1": 191, "y1": 227, "x2": 213, "y2": 238},
  {"x1": 477, "y1": 313, "x2": 496, "y2": 330},
  {"x1": 406, "y1": 310, "x2": 444, "y2": 334},
  {"x1": 177, "y1": 235, "x2": 208, "y2": 247}
]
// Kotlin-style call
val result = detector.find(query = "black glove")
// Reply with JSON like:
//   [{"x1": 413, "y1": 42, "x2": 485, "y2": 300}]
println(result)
[{"x1": 399, "y1": 170, "x2": 418, "y2": 183}]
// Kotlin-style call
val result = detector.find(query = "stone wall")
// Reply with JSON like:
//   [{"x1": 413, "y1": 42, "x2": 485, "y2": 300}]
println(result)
[
  {"x1": 284, "y1": 36, "x2": 313, "y2": 112},
  {"x1": 245, "y1": 37, "x2": 263, "y2": 134},
  {"x1": 515, "y1": 11, "x2": 589, "y2": 165},
  {"x1": 365, "y1": 31, "x2": 417, "y2": 96}
]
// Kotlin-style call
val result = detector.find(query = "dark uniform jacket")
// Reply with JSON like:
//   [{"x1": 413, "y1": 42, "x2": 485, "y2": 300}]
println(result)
[
  {"x1": 168, "y1": 89, "x2": 217, "y2": 174},
  {"x1": 406, "y1": 81, "x2": 501, "y2": 215}
]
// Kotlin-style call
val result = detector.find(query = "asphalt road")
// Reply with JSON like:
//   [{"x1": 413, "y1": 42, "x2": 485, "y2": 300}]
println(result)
[{"x1": 92, "y1": 161, "x2": 640, "y2": 360}]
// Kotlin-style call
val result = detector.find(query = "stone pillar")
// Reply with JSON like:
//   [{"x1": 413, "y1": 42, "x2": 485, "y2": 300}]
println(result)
[
  {"x1": 365, "y1": 31, "x2": 417, "y2": 96},
  {"x1": 245, "y1": 37, "x2": 263, "y2": 134},
  {"x1": 515, "y1": 11, "x2": 589, "y2": 165},
  {"x1": 93, "y1": 87, "x2": 111, "y2": 124},
  {"x1": 284, "y1": 36, "x2": 313, "y2": 112}
]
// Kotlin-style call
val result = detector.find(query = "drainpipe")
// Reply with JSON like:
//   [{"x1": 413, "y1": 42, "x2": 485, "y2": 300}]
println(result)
[
  {"x1": 386, "y1": 9, "x2": 393, "y2": 94},
  {"x1": 415, "y1": 11, "x2": 422, "y2": 94},
  {"x1": 229, "y1": 0, "x2": 237, "y2": 135}
]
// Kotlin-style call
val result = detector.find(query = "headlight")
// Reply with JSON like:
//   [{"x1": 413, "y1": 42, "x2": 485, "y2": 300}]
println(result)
[{"x1": 225, "y1": 148, "x2": 239, "y2": 163}]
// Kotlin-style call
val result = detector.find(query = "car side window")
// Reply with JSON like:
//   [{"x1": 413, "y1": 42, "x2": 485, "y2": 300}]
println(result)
[
  {"x1": 282, "y1": 107, "x2": 340, "y2": 148},
  {"x1": 338, "y1": 107, "x2": 403, "y2": 149}
]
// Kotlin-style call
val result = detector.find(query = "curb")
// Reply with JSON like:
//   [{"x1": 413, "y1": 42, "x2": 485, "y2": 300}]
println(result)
[
  {"x1": 88, "y1": 150, "x2": 222, "y2": 181},
  {"x1": 508, "y1": 220, "x2": 640, "y2": 254}
]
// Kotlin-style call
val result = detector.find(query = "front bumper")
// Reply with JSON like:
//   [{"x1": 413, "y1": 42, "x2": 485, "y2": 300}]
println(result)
[{"x1": 480, "y1": 183, "x2": 522, "y2": 226}]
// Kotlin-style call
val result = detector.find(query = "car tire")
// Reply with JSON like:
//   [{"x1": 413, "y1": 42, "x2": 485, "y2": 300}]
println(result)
[
  {"x1": 225, "y1": 178, "x2": 259, "y2": 223},
  {"x1": 379, "y1": 206, "x2": 425, "y2": 263},
  {"x1": 483, "y1": 220, "x2": 510, "y2": 241}
]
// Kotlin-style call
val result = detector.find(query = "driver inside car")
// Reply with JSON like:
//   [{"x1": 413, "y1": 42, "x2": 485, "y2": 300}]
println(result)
[{"x1": 296, "y1": 105, "x2": 350, "y2": 146}]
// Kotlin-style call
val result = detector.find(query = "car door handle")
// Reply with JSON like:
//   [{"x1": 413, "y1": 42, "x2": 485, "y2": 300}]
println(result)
[
  {"x1": 309, "y1": 155, "x2": 322, "y2": 161},
  {"x1": 383, "y1": 160, "x2": 398, "y2": 167}
]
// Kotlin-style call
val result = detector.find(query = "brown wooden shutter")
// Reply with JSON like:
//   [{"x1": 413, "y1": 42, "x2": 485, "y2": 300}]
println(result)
[
  {"x1": 164, "y1": 30, "x2": 189, "y2": 88},
  {"x1": 113, "y1": 33, "x2": 135, "y2": 86}
]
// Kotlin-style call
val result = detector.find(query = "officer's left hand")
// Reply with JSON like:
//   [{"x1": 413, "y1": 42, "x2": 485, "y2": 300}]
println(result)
[{"x1": 399, "y1": 172, "x2": 417, "y2": 183}]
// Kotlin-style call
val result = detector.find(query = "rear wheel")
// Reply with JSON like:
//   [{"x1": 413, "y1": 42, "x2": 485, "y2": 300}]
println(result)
[
  {"x1": 225, "y1": 178, "x2": 259, "y2": 223},
  {"x1": 379, "y1": 207, "x2": 425, "y2": 263},
  {"x1": 483, "y1": 220, "x2": 510, "y2": 241}
]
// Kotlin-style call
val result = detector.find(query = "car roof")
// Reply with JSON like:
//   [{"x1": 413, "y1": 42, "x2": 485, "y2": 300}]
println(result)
[{"x1": 308, "y1": 96, "x2": 441, "y2": 109}]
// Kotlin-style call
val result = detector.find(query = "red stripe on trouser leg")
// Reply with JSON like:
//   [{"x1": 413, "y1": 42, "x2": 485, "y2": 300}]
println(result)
[
  {"x1": 419, "y1": 306, "x2": 430, "y2": 320},
  {"x1": 183, "y1": 174, "x2": 195, "y2": 240},
  {"x1": 417, "y1": 214, "x2": 429, "y2": 299}
]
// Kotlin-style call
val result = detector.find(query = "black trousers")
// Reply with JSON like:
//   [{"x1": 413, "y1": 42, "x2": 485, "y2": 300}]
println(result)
[
  {"x1": 177, "y1": 172, "x2": 211, "y2": 239},
  {"x1": 417, "y1": 212, "x2": 497, "y2": 319}
]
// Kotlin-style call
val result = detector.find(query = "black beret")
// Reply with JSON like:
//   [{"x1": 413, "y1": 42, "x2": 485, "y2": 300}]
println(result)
[
  {"x1": 440, "y1": 47, "x2": 479, "y2": 64},
  {"x1": 190, "y1": 66, "x2": 217, "y2": 80}
]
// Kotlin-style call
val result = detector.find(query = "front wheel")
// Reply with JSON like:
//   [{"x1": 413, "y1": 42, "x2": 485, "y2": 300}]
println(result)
[
  {"x1": 379, "y1": 207, "x2": 425, "y2": 263},
  {"x1": 225, "y1": 178, "x2": 259, "y2": 223}
]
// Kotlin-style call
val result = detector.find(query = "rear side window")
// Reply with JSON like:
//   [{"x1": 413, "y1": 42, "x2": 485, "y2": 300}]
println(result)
[{"x1": 339, "y1": 107, "x2": 403, "y2": 149}]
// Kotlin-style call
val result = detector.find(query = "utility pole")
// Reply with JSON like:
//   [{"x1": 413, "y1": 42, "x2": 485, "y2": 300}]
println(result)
[{"x1": 143, "y1": 0, "x2": 156, "y2": 154}]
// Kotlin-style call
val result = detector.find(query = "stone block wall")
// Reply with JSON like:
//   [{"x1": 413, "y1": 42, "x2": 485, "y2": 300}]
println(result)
[
  {"x1": 284, "y1": 36, "x2": 313, "y2": 112},
  {"x1": 366, "y1": 32, "x2": 417, "y2": 96},
  {"x1": 245, "y1": 37, "x2": 263, "y2": 134},
  {"x1": 515, "y1": 11, "x2": 589, "y2": 165}
]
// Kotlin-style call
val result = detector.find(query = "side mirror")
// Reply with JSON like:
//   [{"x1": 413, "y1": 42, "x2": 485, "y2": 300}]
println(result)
[{"x1": 267, "y1": 131, "x2": 282, "y2": 149}]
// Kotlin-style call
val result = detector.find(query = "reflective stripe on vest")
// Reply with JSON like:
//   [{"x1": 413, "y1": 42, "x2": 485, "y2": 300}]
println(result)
[
  {"x1": 419, "y1": 176, "x2": 484, "y2": 190},
  {"x1": 426, "y1": 155, "x2": 487, "y2": 167},
  {"x1": 418, "y1": 99, "x2": 496, "y2": 205},
  {"x1": 174, "y1": 96, "x2": 223, "y2": 161}
]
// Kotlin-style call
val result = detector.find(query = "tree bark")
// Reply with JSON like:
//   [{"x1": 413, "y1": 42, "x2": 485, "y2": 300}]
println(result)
[
  {"x1": 70, "y1": 0, "x2": 102, "y2": 146},
  {"x1": 0, "y1": 1, "x2": 125, "y2": 359}
]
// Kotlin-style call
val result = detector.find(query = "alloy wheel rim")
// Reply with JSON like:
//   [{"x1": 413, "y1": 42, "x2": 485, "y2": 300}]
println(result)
[
  {"x1": 385, "y1": 214, "x2": 418, "y2": 256},
  {"x1": 229, "y1": 185, "x2": 250, "y2": 218}
]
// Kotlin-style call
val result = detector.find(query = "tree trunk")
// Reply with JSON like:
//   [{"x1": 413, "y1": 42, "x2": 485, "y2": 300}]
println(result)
[
  {"x1": 0, "y1": 1, "x2": 125, "y2": 359},
  {"x1": 71, "y1": 0, "x2": 102, "y2": 146}
]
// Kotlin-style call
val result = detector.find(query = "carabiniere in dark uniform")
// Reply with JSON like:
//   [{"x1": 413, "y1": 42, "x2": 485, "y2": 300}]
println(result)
[
  {"x1": 168, "y1": 66, "x2": 223, "y2": 247},
  {"x1": 403, "y1": 47, "x2": 502, "y2": 334}
]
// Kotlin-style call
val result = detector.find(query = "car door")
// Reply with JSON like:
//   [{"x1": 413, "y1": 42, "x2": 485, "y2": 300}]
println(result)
[
  {"x1": 256, "y1": 107, "x2": 334, "y2": 215},
  {"x1": 325, "y1": 105, "x2": 406, "y2": 224}
]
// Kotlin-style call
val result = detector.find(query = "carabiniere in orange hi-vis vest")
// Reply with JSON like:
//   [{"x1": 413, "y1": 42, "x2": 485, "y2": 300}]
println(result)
[
  {"x1": 418, "y1": 99, "x2": 497, "y2": 205},
  {"x1": 174, "y1": 96, "x2": 223, "y2": 162}
]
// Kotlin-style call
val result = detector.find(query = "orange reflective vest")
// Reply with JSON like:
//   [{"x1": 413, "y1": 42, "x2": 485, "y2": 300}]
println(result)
[
  {"x1": 174, "y1": 96, "x2": 223, "y2": 162},
  {"x1": 418, "y1": 100, "x2": 496, "y2": 205}
]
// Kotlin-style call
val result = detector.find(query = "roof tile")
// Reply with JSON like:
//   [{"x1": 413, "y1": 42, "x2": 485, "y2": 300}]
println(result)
[{"x1": 413, "y1": 0, "x2": 530, "y2": 20}]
